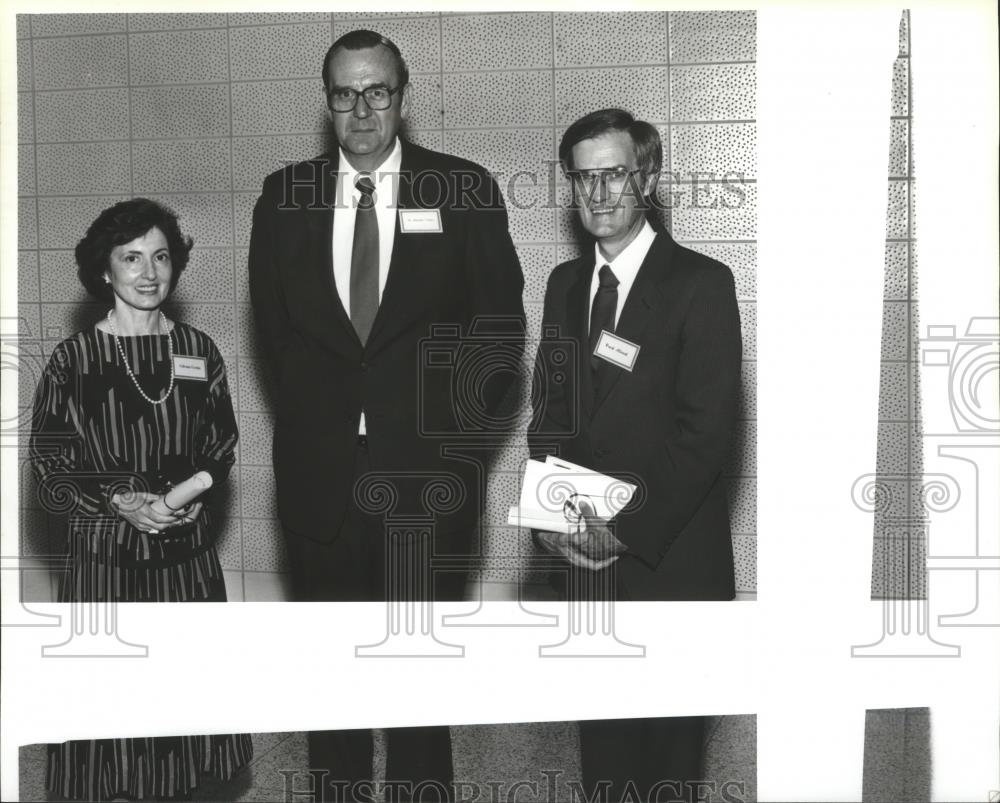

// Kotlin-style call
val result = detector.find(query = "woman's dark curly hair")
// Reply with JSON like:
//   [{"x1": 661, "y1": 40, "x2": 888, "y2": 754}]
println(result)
[{"x1": 75, "y1": 198, "x2": 194, "y2": 301}]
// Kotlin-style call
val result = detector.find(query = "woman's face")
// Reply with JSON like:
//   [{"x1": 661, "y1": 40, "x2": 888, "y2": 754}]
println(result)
[{"x1": 105, "y1": 226, "x2": 173, "y2": 313}]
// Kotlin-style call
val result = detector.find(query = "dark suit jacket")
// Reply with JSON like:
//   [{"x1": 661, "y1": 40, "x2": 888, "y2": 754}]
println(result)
[
  {"x1": 249, "y1": 139, "x2": 525, "y2": 548},
  {"x1": 529, "y1": 227, "x2": 741, "y2": 600}
]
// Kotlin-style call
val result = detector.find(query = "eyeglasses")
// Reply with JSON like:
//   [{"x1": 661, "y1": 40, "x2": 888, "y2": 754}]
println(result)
[
  {"x1": 328, "y1": 84, "x2": 403, "y2": 113},
  {"x1": 565, "y1": 168, "x2": 646, "y2": 194}
]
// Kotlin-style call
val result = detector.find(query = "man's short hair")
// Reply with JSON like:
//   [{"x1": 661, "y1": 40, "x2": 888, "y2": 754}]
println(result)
[
  {"x1": 558, "y1": 108, "x2": 663, "y2": 181},
  {"x1": 322, "y1": 29, "x2": 410, "y2": 94}
]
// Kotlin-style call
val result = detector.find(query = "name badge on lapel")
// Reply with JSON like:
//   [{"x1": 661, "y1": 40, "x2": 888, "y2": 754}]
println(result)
[
  {"x1": 173, "y1": 355, "x2": 208, "y2": 381},
  {"x1": 399, "y1": 209, "x2": 443, "y2": 233},
  {"x1": 594, "y1": 331, "x2": 640, "y2": 371}
]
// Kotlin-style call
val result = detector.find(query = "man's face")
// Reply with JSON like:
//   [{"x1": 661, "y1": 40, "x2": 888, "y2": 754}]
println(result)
[
  {"x1": 326, "y1": 45, "x2": 410, "y2": 170},
  {"x1": 569, "y1": 130, "x2": 655, "y2": 257}
]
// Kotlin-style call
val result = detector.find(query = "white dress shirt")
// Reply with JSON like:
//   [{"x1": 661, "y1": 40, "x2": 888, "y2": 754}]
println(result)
[
  {"x1": 588, "y1": 219, "x2": 657, "y2": 331},
  {"x1": 331, "y1": 138, "x2": 403, "y2": 433}
]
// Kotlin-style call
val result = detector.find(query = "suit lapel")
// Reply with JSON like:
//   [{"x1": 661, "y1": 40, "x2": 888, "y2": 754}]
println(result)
[
  {"x1": 308, "y1": 153, "x2": 361, "y2": 349},
  {"x1": 592, "y1": 231, "x2": 674, "y2": 413},
  {"x1": 366, "y1": 140, "x2": 434, "y2": 351}
]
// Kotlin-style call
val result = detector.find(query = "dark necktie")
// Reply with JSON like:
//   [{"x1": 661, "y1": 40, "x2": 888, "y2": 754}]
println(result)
[
  {"x1": 589, "y1": 264, "x2": 620, "y2": 379},
  {"x1": 350, "y1": 173, "x2": 379, "y2": 344}
]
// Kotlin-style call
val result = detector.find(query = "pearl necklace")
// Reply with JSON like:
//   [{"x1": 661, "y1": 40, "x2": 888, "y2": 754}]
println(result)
[{"x1": 106, "y1": 309, "x2": 176, "y2": 405}]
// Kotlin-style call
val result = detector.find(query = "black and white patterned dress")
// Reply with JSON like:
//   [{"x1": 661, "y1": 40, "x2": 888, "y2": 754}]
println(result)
[{"x1": 30, "y1": 321, "x2": 253, "y2": 800}]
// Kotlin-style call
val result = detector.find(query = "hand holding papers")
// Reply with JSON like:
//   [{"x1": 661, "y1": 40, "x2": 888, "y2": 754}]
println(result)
[{"x1": 509, "y1": 456, "x2": 633, "y2": 569}]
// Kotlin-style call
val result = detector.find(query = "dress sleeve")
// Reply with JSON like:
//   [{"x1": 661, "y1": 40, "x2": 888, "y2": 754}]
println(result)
[
  {"x1": 193, "y1": 340, "x2": 238, "y2": 487},
  {"x1": 28, "y1": 340, "x2": 113, "y2": 517}
]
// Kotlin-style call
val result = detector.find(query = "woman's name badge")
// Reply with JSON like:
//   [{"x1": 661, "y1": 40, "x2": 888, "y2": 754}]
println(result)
[
  {"x1": 594, "y1": 331, "x2": 640, "y2": 371},
  {"x1": 173, "y1": 355, "x2": 208, "y2": 380},
  {"x1": 399, "y1": 209, "x2": 443, "y2": 233}
]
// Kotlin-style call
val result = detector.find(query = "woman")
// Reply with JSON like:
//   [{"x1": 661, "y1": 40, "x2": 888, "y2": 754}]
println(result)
[{"x1": 30, "y1": 198, "x2": 252, "y2": 801}]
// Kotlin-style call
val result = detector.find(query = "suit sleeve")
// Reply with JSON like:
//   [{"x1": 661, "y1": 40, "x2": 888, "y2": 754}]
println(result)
[
  {"x1": 459, "y1": 172, "x2": 526, "y2": 427},
  {"x1": 528, "y1": 271, "x2": 574, "y2": 461},
  {"x1": 193, "y1": 341, "x2": 239, "y2": 487},
  {"x1": 624, "y1": 264, "x2": 742, "y2": 567},
  {"x1": 247, "y1": 174, "x2": 290, "y2": 389}
]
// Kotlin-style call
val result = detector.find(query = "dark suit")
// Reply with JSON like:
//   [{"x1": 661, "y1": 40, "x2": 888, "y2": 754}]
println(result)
[
  {"x1": 248, "y1": 138, "x2": 524, "y2": 800},
  {"x1": 529, "y1": 226, "x2": 741, "y2": 802}
]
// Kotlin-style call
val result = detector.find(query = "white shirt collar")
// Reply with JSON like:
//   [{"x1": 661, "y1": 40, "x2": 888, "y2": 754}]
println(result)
[{"x1": 592, "y1": 219, "x2": 657, "y2": 280}]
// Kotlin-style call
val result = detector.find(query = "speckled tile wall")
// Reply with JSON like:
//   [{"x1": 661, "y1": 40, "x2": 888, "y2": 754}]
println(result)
[
  {"x1": 16, "y1": 11, "x2": 757, "y2": 601},
  {"x1": 872, "y1": 12, "x2": 923, "y2": 600}
]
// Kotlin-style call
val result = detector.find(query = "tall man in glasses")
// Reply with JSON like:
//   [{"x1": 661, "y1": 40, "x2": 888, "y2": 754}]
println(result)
[
  {"x1": 529, "y1": 109, "x2": 742, "y2": 801},
  {"x1": 248, "y1": 29, "x2": 524, "y2": 802}
]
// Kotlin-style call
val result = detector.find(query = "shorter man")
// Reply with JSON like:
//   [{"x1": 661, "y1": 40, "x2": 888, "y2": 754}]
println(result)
[{"x1": 530, "y1": 109, "x2": 743, "y2": 801}]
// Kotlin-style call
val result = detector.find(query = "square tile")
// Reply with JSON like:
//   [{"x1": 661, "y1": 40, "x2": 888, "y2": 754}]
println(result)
[
  {"x1": 228, "y1": 12, "x2": 329, "y2": 27},
  {"x1": 556, "y1": 66, "x2": 669, "y2": 125},
  {"x1": 881, "y1": 300, "x2": 910, "y2": 361},
  {"x1": 888, "y1": 118, "x2": 909, "y2": 178},
  {"x1": 240, "y1": 466, "x2": 278, "y2": 518},
  {"x1": 127, "y1": 13, "x2": 230, "y2": 32},
  {"x1": 871, "y1": 533, "x2": 926, "y2": 599},
  {"x1": 33, "y1": 88, "x2": 129, "y2": 143},
  {"x1": 132, "y1": 138, "x2": 232, "y2": 193},
  {"x1": 17, "y1": 38, "x2": 31, "y2": 92},
  {"x1": 670, "y1": 63, "x2": 756, "y2": 121},
  {"x1": 740, "y1": 359, "x2": 757, "y2": 419},
  {"x1": 129, "y1": 28, "x2": 229, "y2": 85},
  {"x1": 442, "y1": 129, "x2": 555, "y2": 186},
  {"x1": 243, "y1": 571, "x2": 292, "y2": 601},
  {"x1": 235, "y1": 249, "x2": 251, "y2": 303},
  {"x1": 231, "y1": 80, "x2": 328, "y2": 136},
  {"x1": 35, "y1": 195, "x2": 126, "y2": 249},
  {"x1": 32, "y1": 34, "x2": 128, "y2": 90},
  {"x1": 669, "y1": 180, "x2": 756, "y2": 240},
  {"x1": 239, "y1": 412, "x2": 274, "y2": 466},
  {"x1": 231, "y1": 134, "x2": 327, "y2": 192},
  {"x1": 727, "y1": 477, "x2": 756, "y2": 534},
  {"x1": 886, "y1": 180, "x2": 909, "y2": 239},
  {"x1": 215, "y1": 517, "x2": 242, "y2": 570},
  {"x1": 39, "y1": 250, "x2": 89, "y2": 303},
  {"x1": 669, "y1": 11, "x2": 756, "y2": 63},
  {"x1": 29, "y1": 13, "x2": 125, "y2": 37},
  {"x1": 173, "y1": 302, "x2": 237, "y2": 356},
  {"x1": 738, "y1": 300, "x2": 756, "y2": 360},
  {"x1": 891, "y1": 58, "x2": 909, "y2": 117},
  {"x1": 400, "y1": 74, "x2": 442, "y2": 131},
  {"x1": 878, "y1": 361, "x2": 918, "y2": 421},
  {"x1": 171, "y1": 248, "x2": 236, "y2": 304},
  {"x1": 897, "y1": 11, "x2": 910, "y2": 57},
  {"x1": 242, "y1": 519, "x2": 289, "y2": 572},
  {"x1": 671, "y1": 122, "x2": 756, "y2": 179},
  {"x1": 18, "y1": 91, "x2": 33, "y2": 142},
  {"x1": 337, "y1": 16, "x2": 441, "y2": 74},
  {"x1": 234, "y1": 193, "x2": 258, "y2": 248},
  {"x1": 555, "y1": 12, "x2": 667, "y2": 67},
  {"x1": 875, "y1": 422, "x2": 913, "y2": 474},
  {"x1": 402, "y1": 128, "x2": 443, "y2": 153},
  {"x1": 16, "y1": 14, "x2": 30, "y2": 39},
  {"x1": 726, "y1": 419, "x2": 756, "y2": 476},
  {"x1": 146, "y1": 192, "x2": 234, "y2": 247},
  {"x1": 503, "y1": 184, "x2": 557, "y2": 244},
  {"x1": 35, "y1": 142, "x2": 130, "y2": 195},
  {"x1": 236, "y1": 303, "x2": 260, "y2": 360},
  {"x1": 443, "y1": 13, "x2": 549, "y2": 71},
  {"x1": 131, "y1": 84, "x2": 231, "y2": 139},
  {"x1": 19, "y1": 196, "x2": 37, "y2": 250},
  {"x1": 18, "y1": 144, "x2": 35, "y2": 196},
  {"x1": 733, "y1": 533, "x2": 756, "y2": 594},
  {"x1": 883, "y1": 241, "x2": 910, "y2": 300},
  {"x1": 517, "y1": 245, "x2": 558, "y2": 307},
  {"x1": 18, "y1": 250, "x2": 39, "y2": 303},
  {"x1": 231, "y1": 23, "x2": 332, "y2": 81},
  {"x1": 443, "y1": 70, "x2": 551, "y2": 128}
]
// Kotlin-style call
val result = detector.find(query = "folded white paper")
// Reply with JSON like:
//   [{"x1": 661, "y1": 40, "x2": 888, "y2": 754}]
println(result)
[{"x1": 507, "y1": 456, "x2": 636, "y2": 533}]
